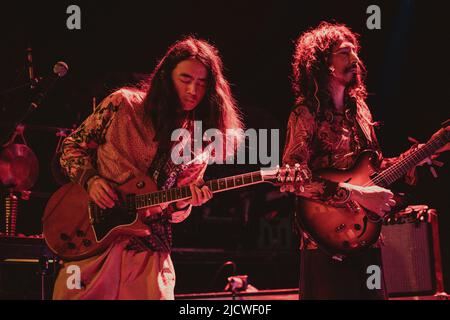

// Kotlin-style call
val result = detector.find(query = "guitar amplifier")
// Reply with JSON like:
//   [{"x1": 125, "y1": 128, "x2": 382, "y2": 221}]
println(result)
[
  {"x1": 0, "y1": 236, "x2": 58, "y2": 300},
  {"x1": 380, "y1": 205, "x2": 446, "y2": 298}
]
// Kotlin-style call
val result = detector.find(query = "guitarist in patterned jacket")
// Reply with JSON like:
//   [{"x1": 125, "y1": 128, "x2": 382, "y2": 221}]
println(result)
[
  {"x1": 281, "y1": 22, "x2": 449, "y2": 299},
  {"x1": 52, "y1": 37, "x2": 243, "y2": 299}
]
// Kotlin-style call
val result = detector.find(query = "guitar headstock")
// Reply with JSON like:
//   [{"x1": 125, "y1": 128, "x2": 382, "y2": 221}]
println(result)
[
  {"x1": 441, "y1": 119, "x2": 450, "y2": 141},
  {"x1": 260, "y1": 164, "x2": 310, "y2": 189}
]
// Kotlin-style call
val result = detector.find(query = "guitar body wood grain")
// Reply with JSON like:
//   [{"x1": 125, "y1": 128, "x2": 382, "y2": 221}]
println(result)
[
  {"x1": 297, "y1": 150, "x2": 383, "y2": 255},
  {"x1": 43, "y1": 175, "x2": 161, "y2": 261}
]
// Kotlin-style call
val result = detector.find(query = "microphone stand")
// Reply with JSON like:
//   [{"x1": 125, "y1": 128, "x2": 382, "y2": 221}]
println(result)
[{"x1": 1, "y1": 48, "x2": 68, "y2": 148}]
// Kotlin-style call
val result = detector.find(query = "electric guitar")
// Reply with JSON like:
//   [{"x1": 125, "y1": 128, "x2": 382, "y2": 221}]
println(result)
[
  {"x1": 296, "y1": 122, "x2": 449, "y2": 255},
  {"x1": 43, "y1": 166, "x2": 304, "y2": 261}
]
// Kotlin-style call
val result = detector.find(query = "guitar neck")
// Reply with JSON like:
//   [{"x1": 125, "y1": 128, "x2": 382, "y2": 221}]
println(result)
[
  {"x1": 374, "y1": 132, "x2": 447, "y2": 188},
  {"x1": 134, "y1": 171, "x2": 264, "y2": 209}
]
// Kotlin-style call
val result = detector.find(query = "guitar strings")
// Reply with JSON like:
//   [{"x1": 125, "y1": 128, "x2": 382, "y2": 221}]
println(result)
[{"x1": 362, "y1": 135, "x2": 445, "y2": 188}]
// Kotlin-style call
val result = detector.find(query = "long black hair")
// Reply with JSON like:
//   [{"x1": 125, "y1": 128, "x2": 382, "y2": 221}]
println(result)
[
  {"x1": 141, "y1": 36, "x2": 243, "y2": 152},
  {"x1": 292, "y1": 21, "x2": 368, "y2": 115}
]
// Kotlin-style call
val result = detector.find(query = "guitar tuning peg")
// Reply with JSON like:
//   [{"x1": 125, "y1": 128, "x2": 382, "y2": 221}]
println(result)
[
  {"x1": 275, "y1": 165, "x2": 280, "y2": 175},
  {"x1": 276, "y1": 165, "x2": 282, "y2": 182},
  {"x1": 284, "y1": 165, "x2": 291, "y2": 181},
  {"x1": 293, "y1": 164, "x2": 300, "y2": 182},
  {"x1": 407, "y1": 136, "x2": 421, "y2": 145},
  {"x1": 424, "y1": 158, "x2": 439, "y2": 178},
  {"x1": 432, "y1": 159, "x2": 444, "y2": 167}
]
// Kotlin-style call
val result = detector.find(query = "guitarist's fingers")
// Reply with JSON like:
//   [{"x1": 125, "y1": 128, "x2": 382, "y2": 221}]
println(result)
[
  {"x1": 98, "y1": 180, "x2": 118, "y2": 201},
  {"x1": 195, "y1": 178, "x2": 205, "y2": 186},
  {"x1": 97, "y1": 193, "x2": 111, "y2": 209},
  {"x1": 189, "y1": 184, "x2": 199, "y2": 206},
  {"x1": 201, "y1": 186, "x2": 213, "y2": 202},
  {"x1": 381, "y1": 203, "x2": 391, "y2": 212},
  {"x1": 207, "y1": 187, "x2": 213, "y2": 199},
  {"x1": 385, "y1": 190, "x2": 394, "y2": 199},
  {"x1": 96, "y1": 189, "x2": 115, "y2": 208},
  {"x1": 370, "y1": 206, "x2": 382, "y2": 216},
  {"x1": 373, "y1": 206, "x2": 386, "y2": 217},
  {"x1": 91, "y1": 193, "x2": 107, "y2": 209},
  {"x1": 194, "y1": 185, "x2": 205, "y2": 206},
  {"x1": 387, "y1": 198, "x2": 396, "y2": 207},
  {"x1": 92, "y1": 199, "x2": 104, "y2": 209}
]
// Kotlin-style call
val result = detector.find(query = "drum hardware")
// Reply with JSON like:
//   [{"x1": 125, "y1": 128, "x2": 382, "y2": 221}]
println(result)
[
  {"x1": 0, "y1": 125, "x2": 39, "y2": 192},
  {"x1": 3, "y1": 192, "x2": 18, "y2": 236},
  {"x1": 0, "y1": 235, "x2": 58, "y2": 300},
  {"x1": 0, "y1": 122, "x2": 38, "y2": 236}
]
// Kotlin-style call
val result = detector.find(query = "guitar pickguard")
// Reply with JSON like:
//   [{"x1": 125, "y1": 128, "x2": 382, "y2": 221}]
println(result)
[{"x1": 89, "y1": 202, "x2": 137, "y2": 242}]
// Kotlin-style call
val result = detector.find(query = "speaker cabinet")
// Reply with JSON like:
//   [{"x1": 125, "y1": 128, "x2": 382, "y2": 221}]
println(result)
[
  {"x1": 380, "y1": 206, "x2": 446, "y2": 298},
  {"x1": 0, "y1": 236, "x2": 57, "y2": 300}
]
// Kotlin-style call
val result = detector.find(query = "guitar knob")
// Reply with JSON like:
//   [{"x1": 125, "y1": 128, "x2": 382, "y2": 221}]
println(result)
[
  {"x1": 60, "y1": 233, "x2": 70, "y2": 241},
  {"x1": 76, "y1": 230, "x2": 85, "y2": 237},
  {"x1": 67, "y1": 242, "x2": 76, "y2": 250},
  {"x1": 82, "y1": 239, "x2": 92, "y2": 247}
]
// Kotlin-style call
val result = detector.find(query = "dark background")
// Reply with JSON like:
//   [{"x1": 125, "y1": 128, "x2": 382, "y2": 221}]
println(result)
[{"x1": 0, "y1": 0, "x2": 448, "y2": 294}]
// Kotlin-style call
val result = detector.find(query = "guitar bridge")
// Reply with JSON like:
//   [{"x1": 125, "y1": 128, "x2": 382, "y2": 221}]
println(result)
[{"x1": 346, "y1": 200, "x2": 361, "y2": 213}]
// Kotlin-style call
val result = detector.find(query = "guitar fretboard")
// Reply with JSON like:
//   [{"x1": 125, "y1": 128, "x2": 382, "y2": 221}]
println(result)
[
  {"x1": 134, "y1": 171, "x2": 263, "y2": 209},
  {"x1": 373, "y1": 132, "x2": 447, "y2": 187}
]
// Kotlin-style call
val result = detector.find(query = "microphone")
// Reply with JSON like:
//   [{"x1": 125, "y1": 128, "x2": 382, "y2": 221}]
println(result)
[
  {"x1": 33, "y1": 61, "x2": 69, "y2": 83},
  {"x1": 1, "y1": 61, "x2": 70, "y2": 146},
  {"x1": 53, "y1": 61, "x2": 69, "y2": 78},
  {"x1": 30, "y1": 61, "x2": 69, "y2": 109}
]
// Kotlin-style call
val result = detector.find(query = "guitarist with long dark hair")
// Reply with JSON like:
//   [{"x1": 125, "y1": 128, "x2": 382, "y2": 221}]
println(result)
[
  {"x1": 282, "y1": 22, "x2": 449, "y2": 299},
  {"x1": 52, "y1": 37, "x2": 243, "y2": 299}
]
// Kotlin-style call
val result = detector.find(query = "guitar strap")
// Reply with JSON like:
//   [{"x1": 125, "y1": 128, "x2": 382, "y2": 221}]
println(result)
[
  {"x1": 126, "y1": 121, "x2": 193, "y2": 253},
  {"x1": 147, "y1": 117, "x2": 208, "y2": 190},
  {"x1": 147, "y1": 116, "x2": 197, "y2": 189},
  {"x1": 147, "y1": 147, "x2": 187, "y2": 191},
  {"x1": 354, "y1": 100, "x2": 381, "y2": 151}
]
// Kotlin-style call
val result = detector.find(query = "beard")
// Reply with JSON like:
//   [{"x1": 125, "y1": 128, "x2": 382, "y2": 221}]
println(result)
[
  {"x1": 344, "y1": 63, "x2": 360, "y2": 87},
  {"x1": 347, "y1": 72, "x2": 358, "y2": 87}
]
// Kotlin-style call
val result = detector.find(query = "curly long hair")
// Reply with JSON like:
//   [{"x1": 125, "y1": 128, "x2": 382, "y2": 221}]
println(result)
[
  {"x1": 141, "y1": 36, "x2": 243, "y2": 152},
  {"x1": 292, "y1": 22, "x2": 368, "y2": 116}
]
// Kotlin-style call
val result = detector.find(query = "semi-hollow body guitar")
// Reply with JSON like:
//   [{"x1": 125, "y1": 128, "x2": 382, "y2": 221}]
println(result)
[
  {"x1": 296, "y1": 122, "x2": 449, "y2": 255},
  {"x1": 43, "y1": 166, "x2": 302, "y2": 261}
]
